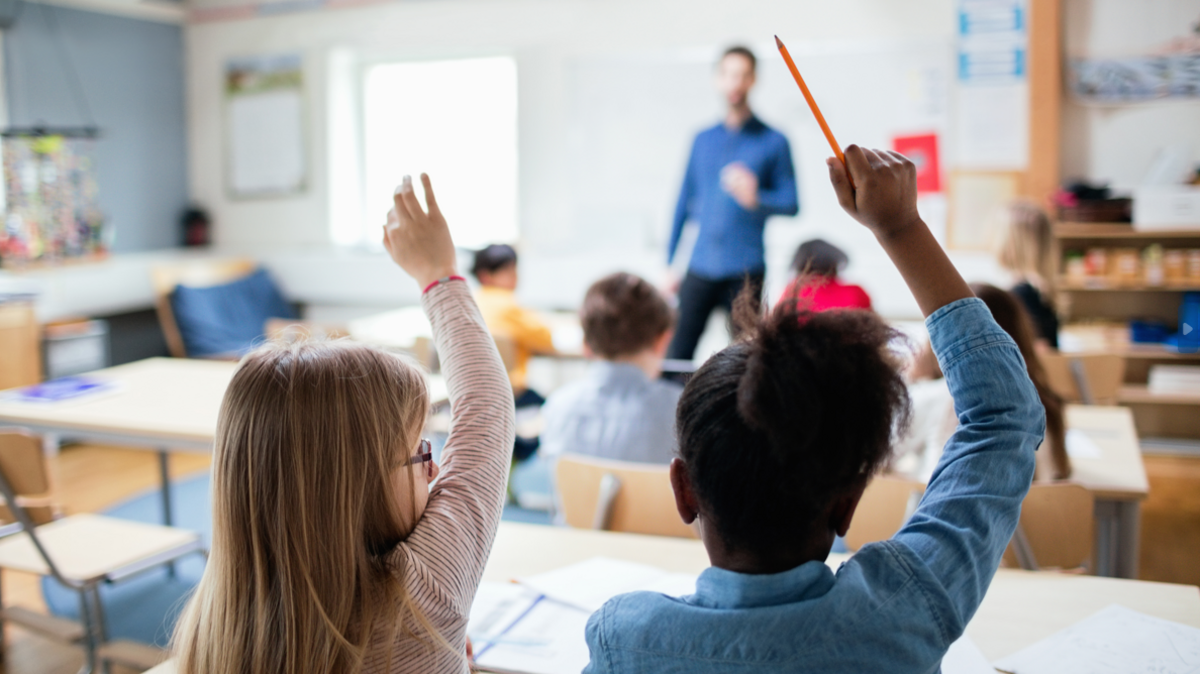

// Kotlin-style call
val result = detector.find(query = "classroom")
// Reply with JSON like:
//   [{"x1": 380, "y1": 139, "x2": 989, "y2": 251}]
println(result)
[{"x1": 0, "y1": 0, "x2": 1198, "y2": 671}]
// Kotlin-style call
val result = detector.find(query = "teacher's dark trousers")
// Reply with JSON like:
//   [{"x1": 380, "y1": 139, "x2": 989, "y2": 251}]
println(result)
[{"x1": 667, "y1": 270, "x2": 764, "y2": 361}]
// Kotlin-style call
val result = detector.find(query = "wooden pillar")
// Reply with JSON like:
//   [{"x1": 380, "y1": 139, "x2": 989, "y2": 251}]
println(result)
[{"x1": 1024, "y1": 0, "x2": 1063, "y2": 207}]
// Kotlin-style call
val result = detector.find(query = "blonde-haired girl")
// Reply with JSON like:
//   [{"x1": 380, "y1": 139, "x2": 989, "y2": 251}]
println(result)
[
  {"x1": 993, "y1": 199, "x2": 1060, "y2": 348},
  {"x1": 172, "y1": 174, "x2": 515, "y2": 674}
]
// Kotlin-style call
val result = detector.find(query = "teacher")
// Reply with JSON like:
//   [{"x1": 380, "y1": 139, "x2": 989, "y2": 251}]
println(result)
[{"x1": 666, "y1": 45, "x2": 799, "y2": 361}]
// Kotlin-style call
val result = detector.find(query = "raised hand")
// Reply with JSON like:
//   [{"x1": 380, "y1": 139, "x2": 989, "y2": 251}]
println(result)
[
  {"x1": 827, "y1": 145, "x2": 921, "y2": 241},
  {"x1": 826, "y1": 145, "x2": 972, "y2": 317},
  {"x1": 383, "y1": 174, "x2": 459, "y2": 289}
]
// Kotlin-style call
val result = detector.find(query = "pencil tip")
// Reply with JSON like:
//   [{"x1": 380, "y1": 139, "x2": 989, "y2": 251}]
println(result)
[{"x1": 774, "y1": 35, "x2": 783, "y2": 48}]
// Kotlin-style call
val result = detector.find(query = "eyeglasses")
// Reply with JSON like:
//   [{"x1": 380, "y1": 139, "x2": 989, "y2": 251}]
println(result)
[{"x1": 407, "y1": 438, "x2": 434, "y2": 479}]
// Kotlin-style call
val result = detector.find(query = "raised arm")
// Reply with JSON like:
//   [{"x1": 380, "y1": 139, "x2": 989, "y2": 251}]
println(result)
[
  {"x1": 829, "y1": 148, "x2": 1042, "y2": 640},
  {"x1": 382, "y1": 174, "x2": 516, "y2": 613}
]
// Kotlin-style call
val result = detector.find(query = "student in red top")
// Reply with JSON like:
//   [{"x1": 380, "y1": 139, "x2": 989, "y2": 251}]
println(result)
[{"x1": 781, "y1": 238, "x2": 872, "y2": 312}]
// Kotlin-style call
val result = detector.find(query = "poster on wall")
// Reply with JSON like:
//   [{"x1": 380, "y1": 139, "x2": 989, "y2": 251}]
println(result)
[
  {"x1": 1068, "y1": 53, "x2": 1200, "y2": 102},
  {"x1": 954, "y1": 0, "x2": 1029, "y2": 172},
  {"x1": 0, "y1": 135, "x2": 106, "y2": 266},
  {"x1": 893, "y1": 133, "x2": 942, "y2": 193},
  {"x1": 226, "y1": 53, "x2": 306, "y2": 198}
]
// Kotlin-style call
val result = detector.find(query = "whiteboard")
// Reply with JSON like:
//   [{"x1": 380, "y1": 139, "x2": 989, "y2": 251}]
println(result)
[{"x1": 559, "y1": 39, "x2": 954, "y2": 310}]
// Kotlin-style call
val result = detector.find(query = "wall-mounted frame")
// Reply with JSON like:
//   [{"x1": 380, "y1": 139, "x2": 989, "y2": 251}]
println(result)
[{"x1": 225, "y1": 53, "x2": 307, "y2": 199}]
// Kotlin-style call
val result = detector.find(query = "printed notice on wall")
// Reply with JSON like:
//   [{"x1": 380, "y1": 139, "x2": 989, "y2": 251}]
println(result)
[
  {"x1": 955, "y1": 0, "x2": 1029, "y2": 170},
  {"x1": 226, "y1": 53, "x2": 306, "y2": 198}
]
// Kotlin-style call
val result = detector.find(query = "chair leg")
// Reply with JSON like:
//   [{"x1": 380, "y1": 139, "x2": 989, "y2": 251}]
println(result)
[
  {"x1": 76, "y1": 589, "x2": 98, "y2": 674},
  {"x1": 89, "y1": 586, "x2": 111, "y2": 674},
  {"x1": 0, "y1": 568, "x2": 6, "y2": 663}
]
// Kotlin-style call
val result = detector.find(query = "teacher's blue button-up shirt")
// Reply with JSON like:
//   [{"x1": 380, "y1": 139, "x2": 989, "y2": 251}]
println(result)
[{"x1": 668, "y1": 115, "x2": 799, "y2": 280}]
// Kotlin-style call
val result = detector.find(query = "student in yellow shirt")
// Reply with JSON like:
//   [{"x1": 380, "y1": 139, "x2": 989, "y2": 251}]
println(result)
[{"x1": 472, "y1": 243, "x2": 555, "y2": 405}]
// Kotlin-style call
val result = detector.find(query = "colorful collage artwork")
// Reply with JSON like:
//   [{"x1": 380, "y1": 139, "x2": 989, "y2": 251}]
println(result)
[{"x1": 0, "y1": 135, "x2": 105, "y2": 266}]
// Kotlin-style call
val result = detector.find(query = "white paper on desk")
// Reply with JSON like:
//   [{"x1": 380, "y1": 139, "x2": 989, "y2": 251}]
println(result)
[
  {"x1": 468, "y1": 582, "x2": 591, "y2": 674},
  {"x1": 1065, "y1": 428, "x2": 1103, "y2": 459},
  {"x1": 942, "y1": 635, "x2": 996, "y2": 674},
  {"x1": 992, "y1": 604, "x2": 1200, "y2": 674},
  {"x1": 517, "y1": 557, "x2": 697, "y2": 612}
]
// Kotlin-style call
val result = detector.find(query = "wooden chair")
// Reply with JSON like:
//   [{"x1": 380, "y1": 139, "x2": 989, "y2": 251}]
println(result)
[
  {"x1": 0, "y1": 432, "x2": 206, "y2": 673},
  {"x1": 844, "y1": 475, "x2": 926, "y2": 551},
  {"x1": 151, "y1": 258, "x2": 258, "y2": 358},
  {"x1": 1004, "y1": 483, "x2": 1095, "y2": 573},
  {"x1": 264, "y1": 318, "x2": 349, "y2": 344},
  {"x1": 1040, "y1": 353, "x2": 1126, "y2": 405},
  {"x1": 554, "y1": 454, "x2": 697, "y2": 539}
]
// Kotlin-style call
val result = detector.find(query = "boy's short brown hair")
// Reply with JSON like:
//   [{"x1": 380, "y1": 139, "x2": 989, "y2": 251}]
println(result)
[{"x1": 581, "y1": 273, "x2": 674, "y2": 359}]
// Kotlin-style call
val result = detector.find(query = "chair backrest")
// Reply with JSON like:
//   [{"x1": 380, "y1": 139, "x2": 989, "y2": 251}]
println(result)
[
  {"x1": 264, "y1": 319, "x2": 349, "y2": 344},
  {"x1": 844, "y1": 475, "x2": 926, "y2": 551},
  {"x1": 1040, "y1": 353, "x2": 1125, "y2": 405},
  {"x1": 151, "y1": 258, "x2": 258, "y2": 358},
  {"x1": 554, "y1": 454, "x2": 697, "y2": 539},
  {"x1": 1004, "y1": 482, "x2": 1094, "y2": 572},
  {"x1": 0, "y1": 432, "x2": 56, "y2": 527}
]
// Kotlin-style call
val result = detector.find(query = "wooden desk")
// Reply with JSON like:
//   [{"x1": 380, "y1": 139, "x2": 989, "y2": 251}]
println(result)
[
  {"x1": 485, "y1": 522, "x2": 1200, "y2": 663},
  {"x1": 1065, "y1": 405, "x2": 1149, "y2": 578},
  {"x1": 142, "y1": 522, "x2": 1200, "y2": 674},
  {"x1": 349, "y1": 306, "x2": 586, "y2": 359},
  {"x1": 0, "y1": 358, "x2": 236, "y2": 527}
]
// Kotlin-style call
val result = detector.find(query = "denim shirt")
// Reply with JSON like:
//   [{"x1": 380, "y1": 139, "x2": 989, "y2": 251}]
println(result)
[{"x1": 583, "y1": 298, "x2": 1044, "y2": 674}]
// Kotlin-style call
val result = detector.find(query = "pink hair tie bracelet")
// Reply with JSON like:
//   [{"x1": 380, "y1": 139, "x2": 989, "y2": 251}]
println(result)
[{"x1": 423, "y1": 275, "x2": 466, "y2": 295}]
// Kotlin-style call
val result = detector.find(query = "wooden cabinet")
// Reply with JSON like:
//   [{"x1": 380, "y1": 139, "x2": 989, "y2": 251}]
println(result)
[
  {"x1": 0, "y1": 301, "x2": 41, "y2": 389},
  {"x1": 1055, "y1": 222, "x2": 1200, "y2": 585}
]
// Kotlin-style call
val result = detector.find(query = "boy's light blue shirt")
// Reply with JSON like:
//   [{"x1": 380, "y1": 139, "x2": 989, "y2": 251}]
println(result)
[{"x1": 583, "y1": 298, "x2": 1044, "y2": 674}]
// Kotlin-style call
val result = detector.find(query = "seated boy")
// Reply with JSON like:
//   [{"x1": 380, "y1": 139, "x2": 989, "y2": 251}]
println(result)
[
  {"x1": 540, "y1": 272, "x2": 681, "y2": 464},
  {"x1": 472, "y1": 243, "x2": 556, "y2": 405},
  {"x1": 583, "y1": 147, "x2": 1045, "y2": 672}
]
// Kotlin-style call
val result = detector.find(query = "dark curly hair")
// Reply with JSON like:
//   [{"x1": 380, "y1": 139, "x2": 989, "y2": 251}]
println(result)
[{"x1": 676, "y1": 285, "x2": 910, "y2": 555}]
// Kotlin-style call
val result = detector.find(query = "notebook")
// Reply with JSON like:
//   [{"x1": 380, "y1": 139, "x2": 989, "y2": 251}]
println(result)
[{"x1": 993, "y1": 604, "x2": 1200, "y2": 674}]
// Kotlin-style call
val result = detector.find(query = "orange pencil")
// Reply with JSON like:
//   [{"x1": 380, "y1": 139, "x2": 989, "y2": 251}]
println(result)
[{"x1": 774, "y1": 35, "x2": 854, "y2": 189}]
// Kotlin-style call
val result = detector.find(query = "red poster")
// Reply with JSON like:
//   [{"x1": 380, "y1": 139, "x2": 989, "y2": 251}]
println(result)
[{"x1": 892, "y1": 133, "x2": 941, "y2": 193}]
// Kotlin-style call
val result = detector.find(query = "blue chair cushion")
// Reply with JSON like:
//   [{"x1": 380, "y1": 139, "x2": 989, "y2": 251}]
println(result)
[{"x1": 170, "y1": 267, "x2": 296, "y2": 357}]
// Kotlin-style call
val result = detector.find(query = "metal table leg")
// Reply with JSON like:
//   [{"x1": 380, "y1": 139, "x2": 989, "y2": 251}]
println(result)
[
  {"x1": 1116, "y1": 501, "x2": 1141, "y2": 579},
  {"x1": 158, "y1": 451, "x2": 176, "y2": 578},
  {"x1": 158, "y1": 451, "x2": 173, "y2": 527}
]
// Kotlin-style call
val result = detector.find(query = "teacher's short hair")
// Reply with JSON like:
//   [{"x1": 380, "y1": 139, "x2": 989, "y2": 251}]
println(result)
[
  {"x1": 581, "y1": 273, "x2": 674, "y2": 359},
  {"x1": 721, "y1": 45, "x2": 757, "y2": 71}
]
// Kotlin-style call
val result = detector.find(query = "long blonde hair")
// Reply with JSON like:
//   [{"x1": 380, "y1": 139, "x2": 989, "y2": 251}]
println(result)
[
  {"x1": 994, "y1": 199, "x2": 1058, "y2": 300},
  {"x1": 173, "y1": 340, "x2": 443, "y2": 674}
]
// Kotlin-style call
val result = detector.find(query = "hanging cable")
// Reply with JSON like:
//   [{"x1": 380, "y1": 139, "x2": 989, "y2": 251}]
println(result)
[{"x1": 38, "y1": 0, "x2": 97, "y2": 131}]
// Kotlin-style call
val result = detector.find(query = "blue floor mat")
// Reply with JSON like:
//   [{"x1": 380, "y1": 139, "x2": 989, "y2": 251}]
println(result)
[{"x1": 43, "y1": 469, "x2": 551, "y2": 646}]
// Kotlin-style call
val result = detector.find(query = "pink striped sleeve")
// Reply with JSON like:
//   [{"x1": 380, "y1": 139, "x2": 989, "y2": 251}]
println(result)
[{"x1": 370, "y1": 279, "x2": 515, "y2": 673}]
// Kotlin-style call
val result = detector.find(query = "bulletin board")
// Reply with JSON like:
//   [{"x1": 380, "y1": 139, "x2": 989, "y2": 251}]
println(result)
[
  {"x1": 0, "y1": 135, "x2": 105, "y2": 265},
  {"x1": 225, "y1": 53, "x2": 307, "y2": 198}
]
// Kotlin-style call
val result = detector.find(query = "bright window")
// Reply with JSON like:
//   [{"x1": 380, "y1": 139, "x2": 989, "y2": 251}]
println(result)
[{"x1": 360, "y1": 56, "x2": 519, "y2": 249}]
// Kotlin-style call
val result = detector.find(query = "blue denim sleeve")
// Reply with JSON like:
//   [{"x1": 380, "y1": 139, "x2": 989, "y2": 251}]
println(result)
[{"x1": 892, "y1": 297, "x2": 1043, "y2": 636}]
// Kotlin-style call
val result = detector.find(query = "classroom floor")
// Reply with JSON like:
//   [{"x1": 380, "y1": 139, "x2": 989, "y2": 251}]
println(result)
[{"x1": 1, "y1": 444, "x2": 211, "y2": 674}]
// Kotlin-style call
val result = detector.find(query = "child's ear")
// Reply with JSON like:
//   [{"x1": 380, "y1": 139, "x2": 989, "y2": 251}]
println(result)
[
  {"x1": 831, "y1": 481, "x2": 869, "y2": 538},
  {"x1": 654, "y1": 330, "x2": 674, "y2": 357},
  {"x1": 669, "y1": 458, "x2": 699, "y2": 525}
]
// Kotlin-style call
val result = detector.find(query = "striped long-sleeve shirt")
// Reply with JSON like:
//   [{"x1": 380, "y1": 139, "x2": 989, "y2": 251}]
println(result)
[{"x1": 365, "y1": 279, "x2": 516, "y2": 673}]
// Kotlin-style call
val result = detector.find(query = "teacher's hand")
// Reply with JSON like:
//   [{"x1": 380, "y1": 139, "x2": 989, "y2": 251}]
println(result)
[{"x1": 720, "y1": 162, "x2": 759, "y2": 211}]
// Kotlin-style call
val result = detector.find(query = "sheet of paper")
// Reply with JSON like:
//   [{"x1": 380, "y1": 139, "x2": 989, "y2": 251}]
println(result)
[
  {"x1": 517, "y1": 557, "x2": 697, "y2": 612},
  {"x1": 942, "y1": 635, "x2": 997, "y2": 674},
  {"x1": 469, "y1": 583, "x2": 592, "y2": 674},
  {"x1": 1065, "y1": 428, "x2": 1103, "y2": 460},
  {"x1": 993, "y1": 604, "x2": 1200, "y2": 674}
]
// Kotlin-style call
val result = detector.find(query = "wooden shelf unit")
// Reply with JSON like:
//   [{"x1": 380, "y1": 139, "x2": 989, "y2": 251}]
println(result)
[{"x1": 1055, "y1": 222, "x2": 1200, "y2": 246}]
